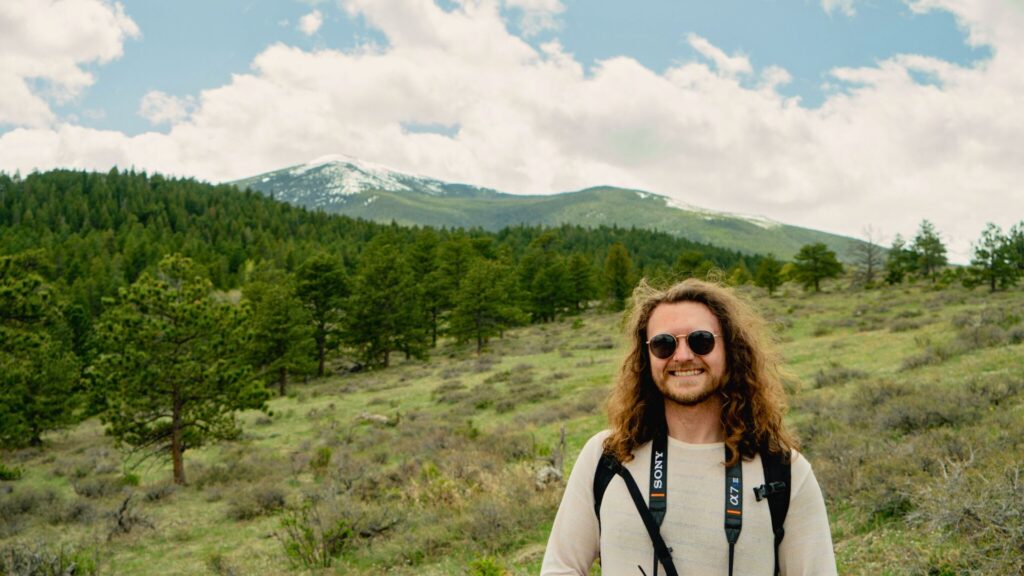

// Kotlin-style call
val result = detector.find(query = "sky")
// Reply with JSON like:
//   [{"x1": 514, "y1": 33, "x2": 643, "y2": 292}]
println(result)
[{"x1": 2, "y1": 0, "x2": 1022, "y2": 262}]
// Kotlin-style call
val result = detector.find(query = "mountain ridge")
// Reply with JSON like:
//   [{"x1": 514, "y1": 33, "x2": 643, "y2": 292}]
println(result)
[{"x1": 231, "y1": 156, "x2": 862, "y2": 260}]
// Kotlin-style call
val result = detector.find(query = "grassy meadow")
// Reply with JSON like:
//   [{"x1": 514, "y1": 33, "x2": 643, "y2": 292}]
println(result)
[{"x1": 2, "y1": 279, "x2": 1023, "y2": 575}]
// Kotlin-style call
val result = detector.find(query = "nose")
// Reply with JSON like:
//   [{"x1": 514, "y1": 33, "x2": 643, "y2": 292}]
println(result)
[{"x1": 672, "y1": 336, "x2": 696, "y2": 362}]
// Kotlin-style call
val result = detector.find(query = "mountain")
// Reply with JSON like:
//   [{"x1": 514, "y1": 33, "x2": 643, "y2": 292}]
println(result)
[{"x1": 231, "y1": 155, "x2": 863, "y2": 260}]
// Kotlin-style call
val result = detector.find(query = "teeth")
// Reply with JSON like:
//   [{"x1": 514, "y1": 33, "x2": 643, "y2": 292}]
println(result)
[{"x1": 670, "y1": 369, "x2": 703, "y2": 376}]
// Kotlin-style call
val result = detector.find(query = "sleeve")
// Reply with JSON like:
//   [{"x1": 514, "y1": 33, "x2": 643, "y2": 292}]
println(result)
[
  {"x1": 539, "y1": 431, "x2": 609, "y2": 576},
  {"x1": 778, "y1": 450, "x2": 838, "y2": 576}
]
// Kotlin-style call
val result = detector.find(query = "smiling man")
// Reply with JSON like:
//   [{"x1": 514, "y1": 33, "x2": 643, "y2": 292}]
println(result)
[{"x1": 541, "y1": 278, "x2": 836, "y2": 576}]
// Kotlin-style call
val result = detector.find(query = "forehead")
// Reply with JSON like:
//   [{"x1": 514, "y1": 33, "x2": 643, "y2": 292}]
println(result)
[{"x1": 647, "y1": 301, "x2": 721, "y2": 334}]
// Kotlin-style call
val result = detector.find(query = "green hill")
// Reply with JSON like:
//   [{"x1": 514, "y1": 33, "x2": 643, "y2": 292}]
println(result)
[
  {"x1": 232, "y1": 157, "x2": 866, "y2": 262},
  {"x1": 2, "y1": 280, "x2": 1022, "y2": 575}
]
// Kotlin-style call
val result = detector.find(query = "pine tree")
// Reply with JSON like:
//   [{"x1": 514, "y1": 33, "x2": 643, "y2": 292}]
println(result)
[
  {"x1": 244, "y1": 267, "x2": 316, "y2": 395},
  {"x1": 566, "y1": 252, "x2": 596, "y2": 312},
  {"x1": 1007, "y1": 222, "x2": 1024, "y2": 274},
  {"x1": 884, "y1": 234, "x2": 915, "y2": 285},
  {"x1": 0, "y1": 253, "x2": 80, "y2": 448},
  {"x1": 792, "y1": 243, "x2": 843, "y2": 292},
  {"x1": 448, "y1": 259, "x2": 525, "y2": 352},
  {"x1": 91, "y1": 255, "x2": 268, "y2": 484},
  {"x1": 754, "y1": 255, "x2": 784, "y2": 296},
  {"x1": 295, "y1": 253, "x2": 348, "y2": 377},
  {"x1": 911, "y1": 220, "x2": 947, "y2": 282},
  {"x1": 345, "y1": 235, "x2": 428, "y2": 368},
  {"x1": 966, "y1": 223, "x2": 1018, "y2": 292},
  {"x1": 604, "y1": 243, "x2": 634, "y2": 310}
]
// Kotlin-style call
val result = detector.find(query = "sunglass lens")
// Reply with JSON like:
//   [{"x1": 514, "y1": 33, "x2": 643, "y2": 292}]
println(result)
[
  {"x1": 687, "y1": 330, "x2": 716, "y2": 355},
  {"x1": 648, "y1": 333, "x2": 677, "y2": 359}
]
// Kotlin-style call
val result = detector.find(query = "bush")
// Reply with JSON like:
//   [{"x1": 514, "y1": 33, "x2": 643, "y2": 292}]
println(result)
[
  {"x1": 0, "y1": 486, "x2": 60, "y2": 519},
  {"x1": 72, "y1": 476, "x2": 125, "y2": 499},
  {"x1": 813, "y1": 365, "x2": 868, "y2": 388},
  {"x1": 227, "y1": 484, "x2": 287, "y2": 520},
  {"x1": 277, "y1": 498, "x2": 356, "y2": 569},
  {"x1": 468, "y1": 556, "x2": 507, "y2": 576},
  {"x1": 0, "y1": 463, "x2": 22, "y2": 481},
  {"x1": 0, "y1": 542, "x2": 99, "y2": 576},
  {"x1": 144, "y1": 483, "x2": 176, "y2": 502},
  {"x1": 49, "y1": 499, "x2": 95, "y2": 525}
]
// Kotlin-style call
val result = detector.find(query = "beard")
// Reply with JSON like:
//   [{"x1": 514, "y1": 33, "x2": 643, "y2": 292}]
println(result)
[{"x1": 653, "y1": 364, "x2": 725, "y2": 408}]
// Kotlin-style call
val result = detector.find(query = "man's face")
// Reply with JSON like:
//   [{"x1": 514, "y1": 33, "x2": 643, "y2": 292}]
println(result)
[{"x1": 646, "y1": 301, "x2": 727, "y2": 407}]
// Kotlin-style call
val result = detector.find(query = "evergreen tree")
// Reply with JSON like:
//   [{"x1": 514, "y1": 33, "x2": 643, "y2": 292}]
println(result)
[
  {"x1": 409, "y1": 229, "x2": 444, "y2": 346},
  {"x1": 792, "y1": 243, "x2": 843, "y2": 292},
  {"x1": 727, "y1": 259, "x2": 752, "y2": 286},
  {"x1": 911, "y1": 220, "x2": 947, "y2": 282},
  {"x1": 91, "y1": 255, "x2": 267, "y2": 484},
  {"x1": 566, "y1": 252, "x2": 596, "y2": 312},
  {"x1": 966, "y1": 223, "x2": 1018, "y2": 292},
  {"x1": 604, "y1": 243, "x2": 634, "y2": 310},
  {"x1": 754, "y1": 254, "x2": 784, "y2": 296},
  {"x1": 884, "y1": 234, "x2": 915, "y2": 285},
  {"x1": 244, "y1": 267, "x2": 316, "y2": 395},
  {"x1": 448, "y1": 259, "x2": 525, "y2": 352},
  {"x1": 1007, "y1": 222, "x2": 1024, "y2": 274},
  {"x1": 518, "y1": 233, "x2": 572, "y2": 322},
  {"x1": 345, "y1": 235, "x2": 428, "y2": 368},
  {"x1": 295, "y1": 253, "x2": 348, "y2": 377},
  {"x1": 0, "y1": 253, "x2": 79, "y2": 447}
]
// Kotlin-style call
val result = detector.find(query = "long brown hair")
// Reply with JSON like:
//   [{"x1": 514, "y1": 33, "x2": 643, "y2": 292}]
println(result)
[{"x1": 604, "y1": 278, "x2": 798, "y2": 466}]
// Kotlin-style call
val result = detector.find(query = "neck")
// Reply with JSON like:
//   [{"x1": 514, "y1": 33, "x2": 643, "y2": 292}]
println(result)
[{"x1": 663, "y1": 395, "x2": 725, "y2": 444}]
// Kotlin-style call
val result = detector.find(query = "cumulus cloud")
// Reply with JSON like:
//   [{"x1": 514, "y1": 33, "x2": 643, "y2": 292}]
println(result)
[
  {"x1": 138, "y1": 91, "x2": 195, "y2": 125},
  {"x1": 504, "y1": 0, "x2": 564, "y2": 36},
  {"x1": 822, "y1": 0, "x2": 857, "y2": 17},
  {"x1": 1, "y1": 0, "x2": 1022, "y2": 261},
  {"x1": 298, "y1": 10, "x2": 323, "y2": 36},
  {"x1": 0, "y1": 0, "x2": 139, "y2": 127},
  {"x1": 686, "y1": 33, "x2": 752, "y2": 77}
]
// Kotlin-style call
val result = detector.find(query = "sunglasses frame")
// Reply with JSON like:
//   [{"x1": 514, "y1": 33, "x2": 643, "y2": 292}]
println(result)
[{"x1": 645, "y1": 330, "x2": 721, "y2": 359}]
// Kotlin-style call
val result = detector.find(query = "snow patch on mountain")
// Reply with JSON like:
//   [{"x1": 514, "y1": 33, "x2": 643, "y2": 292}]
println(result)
[
  {"x1": 289, "y1": 154, "x2": 447, "y2": 197},
  {"x1": 663, "y1": 196, "x2": 781, "y2": 230}
]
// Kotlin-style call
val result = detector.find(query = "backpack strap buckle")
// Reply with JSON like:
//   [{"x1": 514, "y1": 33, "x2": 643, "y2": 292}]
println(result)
[{"x1": 753, "y1": 481, "x2": 787, "y2": 502}]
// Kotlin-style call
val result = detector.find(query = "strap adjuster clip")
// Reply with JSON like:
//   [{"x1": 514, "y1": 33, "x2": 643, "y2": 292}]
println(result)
[{"x1": 754, "y1": 481, "x2": 787, "y2": 502}]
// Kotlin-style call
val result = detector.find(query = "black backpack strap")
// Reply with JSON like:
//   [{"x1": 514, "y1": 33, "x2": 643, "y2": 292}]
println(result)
[
  {"x1": 593, "y1": 453, "x2": 618, "y2": 523},
  {"x1": 594, "y1": 453, "x2": 679, "y2": 576},
  {"x1": 755, "y1": 448, "x2": 792, "y2": 576}
]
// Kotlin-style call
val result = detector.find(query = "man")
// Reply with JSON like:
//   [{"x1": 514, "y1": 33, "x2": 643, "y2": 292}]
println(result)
[{"x1": 541, "y1": 279, "x2": 836, "y2": 575}]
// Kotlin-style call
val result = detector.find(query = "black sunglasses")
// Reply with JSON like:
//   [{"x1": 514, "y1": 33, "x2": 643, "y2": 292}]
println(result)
[{"x1": 646, "y1": 330, "x2": 719, "y2": 359}]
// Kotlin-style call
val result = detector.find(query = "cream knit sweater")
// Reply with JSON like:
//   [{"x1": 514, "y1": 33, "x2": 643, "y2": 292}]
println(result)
[{"x1": 541, "y1": 431, "x2": 837, "y2": 576}]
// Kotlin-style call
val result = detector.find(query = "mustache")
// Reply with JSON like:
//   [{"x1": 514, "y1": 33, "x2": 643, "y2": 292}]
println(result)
[{"x1": 665, "y1": 361, "x2": 707, "y2": 371}]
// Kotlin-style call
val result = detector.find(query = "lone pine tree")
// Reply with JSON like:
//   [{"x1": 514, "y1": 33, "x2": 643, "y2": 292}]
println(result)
[{"x1": 92, "y1": 254, "x2": 267, "y2": 485}]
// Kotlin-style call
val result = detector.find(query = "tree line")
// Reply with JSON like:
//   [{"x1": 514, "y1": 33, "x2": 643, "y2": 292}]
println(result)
[
  {"x1": 0, "y1": 169, "x2": 760, "y2": 483},
  {"x1": 2, "y1": 169, "x2": 1019, "y2": 484}
]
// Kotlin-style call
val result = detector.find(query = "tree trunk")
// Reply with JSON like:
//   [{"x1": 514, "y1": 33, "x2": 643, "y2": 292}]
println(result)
[
  {"x1": 278, "y1": 366, "x2": 287, "y2": 396},
  {"x1": 171, "y1": 389, "x2": 186, "y2": 485}
]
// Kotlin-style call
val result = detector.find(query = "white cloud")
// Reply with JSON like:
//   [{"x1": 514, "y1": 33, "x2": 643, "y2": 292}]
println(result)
[
  {"x1": 504, "y1": 0, "x2": 564, "y2": 36},
  {"x1": 1, "y1": 0, "x2": 1022, "y2": 262},
  {"x1": 0, "y1": 0, "x2": 139, "y2": 127},
  {"x1": 686, "y1": 33, "x2": 752, "y2": 77},
  {"x1": 138, "y1": 91, "x2": 195, "y2": 125},
  {"x1": 298, "y1": 10, "x2": 323, "y2": 36},
  {"x1": 822, "y1": 0, "x2": 857, "y2": 17}
]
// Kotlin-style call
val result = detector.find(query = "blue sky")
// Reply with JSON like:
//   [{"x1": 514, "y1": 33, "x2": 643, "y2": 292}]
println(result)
[
  {"x1": 55, "y1": 0, "x2": 987, "y2": 135},
  {"x1": 2, "y1": 0, "x2": 1021, "y2": 261}
]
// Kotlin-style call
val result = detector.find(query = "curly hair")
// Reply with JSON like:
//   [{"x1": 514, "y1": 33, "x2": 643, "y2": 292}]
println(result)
[{"x1": 603, "y1": 278, "x2": 798, "y2": 467}]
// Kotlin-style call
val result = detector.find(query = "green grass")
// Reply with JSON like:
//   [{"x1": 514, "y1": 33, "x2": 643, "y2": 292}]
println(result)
[{"x1": 2, "y1": 280, "x2": 1023, "y2": 575}]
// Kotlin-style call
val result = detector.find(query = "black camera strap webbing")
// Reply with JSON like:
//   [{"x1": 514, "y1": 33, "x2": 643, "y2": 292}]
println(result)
[
  {"x1": 599, "y1": 455, "x2": 679, "y2": 576},
  {"x1": 724, "y1": 446, "x2": 743, "y2": 576},
  {"x1": 648, "y1": 433, "x2": 668, "y2": 575},
  {"x1": 598, "y1": 437, "x2": 752, "y2": 576}
]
